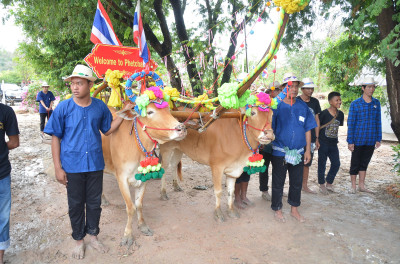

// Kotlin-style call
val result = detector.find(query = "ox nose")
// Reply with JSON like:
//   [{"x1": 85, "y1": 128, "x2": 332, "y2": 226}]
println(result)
[{"x1": 175, "y1": 123, "x2": 187, "y2": 133}]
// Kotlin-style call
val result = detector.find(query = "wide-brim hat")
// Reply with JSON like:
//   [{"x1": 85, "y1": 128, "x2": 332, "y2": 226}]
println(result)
[
  {"x1": 41, "y1": 81, "x2": 50, "y2": 87},
  {"x1": 301, "y1": 77, "x2": 316, "y2": 88},
  {"x1": 268, "y1": 81, "x2": 281, "y2": 90},
  {"x1": 362, "y1": 77, "x2": 376, "y2": 86},
  {"x1": 64, "y1": 64, "x2": 97, "y2": 82},
  {"x1": 280, "y1": 73, "x2": 303, "y2": 88}
]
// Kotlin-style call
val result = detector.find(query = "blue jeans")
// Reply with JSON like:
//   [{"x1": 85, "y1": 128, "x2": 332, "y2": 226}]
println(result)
[
  {"x1": 0, "y1": 175, "x2": 11, "y2": 250},
  {"x1": 318, "y1": 143, "x2": 340, "y2": 184}
]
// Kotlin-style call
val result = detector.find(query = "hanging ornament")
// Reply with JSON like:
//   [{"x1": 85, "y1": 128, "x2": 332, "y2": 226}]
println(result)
[
  {"x1": 250, "y1": 30, "x2": 254, "y2": 34},
  {"x1": 257, "y1": 17, "x2": 262, "y2": 22},
  {"x1": 243, "y1": 153, "x2": 266, "y2": 175},
  {"x1": 135, "y1": 156, "x2": 165, "y2": 182},
  {"x1": 231, "y1": 55, "x2": 236, "y2": 60},
  {"x1": 240, "y1": 44, "x2": 244, "y2": 48}
]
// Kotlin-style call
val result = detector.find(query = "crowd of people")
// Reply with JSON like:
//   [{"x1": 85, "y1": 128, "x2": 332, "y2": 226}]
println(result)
[{"x1": 0, "y1": 66, "x2": 382, "y2": 261}]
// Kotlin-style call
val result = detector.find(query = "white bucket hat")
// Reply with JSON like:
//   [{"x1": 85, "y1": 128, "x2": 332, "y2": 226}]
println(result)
[
  {"x1": 362, "y1": 77, "x2": 376, "y2": 86},
  {"x1": 281, "y1": 72, "x2": 304, "y2": 88},
  {"x1": 41, "y1": 81, "x2": 50, "y2": 87},
  {"x1": 301, "y1": 77, "x2": 316, "y2": 88},
  {"x1": 64, "y1": 64, "x2": 97, "y2": 82},
  {"x1": 268, "y1": 81, "x2": 281, "y2": 90}
]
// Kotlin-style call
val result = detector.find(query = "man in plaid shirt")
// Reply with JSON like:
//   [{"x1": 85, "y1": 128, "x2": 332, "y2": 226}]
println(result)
[{"x1": 347, "y1": 77, "x2": 382, "y2": 194}]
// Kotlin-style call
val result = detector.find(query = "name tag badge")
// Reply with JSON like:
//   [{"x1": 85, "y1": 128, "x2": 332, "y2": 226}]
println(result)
[{"x1": 299, "y1": 116, "x2": 305, "y2": 122}]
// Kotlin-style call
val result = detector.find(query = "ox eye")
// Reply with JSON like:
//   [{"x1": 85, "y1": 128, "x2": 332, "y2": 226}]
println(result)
[
  {"x1": 147, "y1": 110, "x2": 154, "y2": 115},
  {"x1": 251, "y1": 111, "x2": 256, "y2": 116}
]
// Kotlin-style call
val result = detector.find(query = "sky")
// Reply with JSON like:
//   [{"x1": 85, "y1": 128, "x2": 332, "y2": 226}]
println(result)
[{"x1": 0, "y1": 6, "x2": 24, "y2": 52}]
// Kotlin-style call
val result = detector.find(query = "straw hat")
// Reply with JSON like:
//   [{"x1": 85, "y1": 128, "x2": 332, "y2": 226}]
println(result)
[
  {"x1": 64, "y1": 64, "x2": 97, "y2": 82},
  {"x1": 362, "y1": 77, "x2": 376, "y2": 86},
  {"x1": 301, "y1": 77, "x2": 316, "y2": 88},
  {"x1": 281, "y1": 72, "x2": 303, "y2": 88},
  {"x1": 41, "y1": 81, "x2": 50, "y2": 87},
  {"x1": 268, "y1": 81, "x2": 281, "y2": 90}
]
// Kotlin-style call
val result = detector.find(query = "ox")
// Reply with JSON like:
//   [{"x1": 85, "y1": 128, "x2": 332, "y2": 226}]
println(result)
[
  {"x1": 160, "y1": 106, "x2": 274, "y2": 221},
  {"x1": 102, "y1": 104, "x2": 186, "y2": 245}
]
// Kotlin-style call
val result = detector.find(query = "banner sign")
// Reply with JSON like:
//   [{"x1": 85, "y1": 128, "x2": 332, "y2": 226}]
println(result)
[{"x1": 84, "y1": 44, "x2": 158, "y2": 78}]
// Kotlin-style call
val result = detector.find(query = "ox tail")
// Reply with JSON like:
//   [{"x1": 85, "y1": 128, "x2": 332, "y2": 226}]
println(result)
[{"x1": 177, "y1": 161, "x2": 183, "y2": 181}]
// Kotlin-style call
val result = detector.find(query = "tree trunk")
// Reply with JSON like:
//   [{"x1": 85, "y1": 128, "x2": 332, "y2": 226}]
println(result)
[
  {"x1": 377, "y1": 5, "x2": 400, "y2": 141},
  {"x1": 169, "y1": 0, "x2": 202, "y2": 96}
]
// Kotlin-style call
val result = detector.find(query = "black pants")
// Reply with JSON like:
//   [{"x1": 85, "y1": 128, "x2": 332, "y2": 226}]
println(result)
[
  {"x1": 39, "y1": 111, "x2": 52, "y2": 131},
  {"x1": 66, "y1": 170, "x2": 103, "y2": 241},
  {"x1": 259, "y1": 151, "x2": 273, "y2": 192},
  {"x1": 271, "y1": 156, "x2": 304, "y2": 211},
  {"x1": 350, "y1": 145, "x2": 375, "y2": 175}
]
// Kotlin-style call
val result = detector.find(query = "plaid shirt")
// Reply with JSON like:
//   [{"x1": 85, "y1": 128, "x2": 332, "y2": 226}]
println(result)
[{"x1": 347, "y1": 96, "x2": 382, "y2": 146}]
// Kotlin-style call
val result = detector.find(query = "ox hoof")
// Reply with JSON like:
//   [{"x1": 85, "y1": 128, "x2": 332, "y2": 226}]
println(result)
[
  {"x1": 160, "y1": 191, "x2": 169, "y2": 201},
  {"x1": 173, "y1": 181, "x2": 183, "y2": 192},
  {"x1": 138, "y1": 224, "x2": 153, "y2": 236},
  {"x1": 214, "y1": 208, "x2": 225, "y2": 222},
  {"x1": 120, "y1": 235, "x2": 134, "y2": 247},
  {"x1": 228, "y1": 209, "x2": 240, "y2": 219}
]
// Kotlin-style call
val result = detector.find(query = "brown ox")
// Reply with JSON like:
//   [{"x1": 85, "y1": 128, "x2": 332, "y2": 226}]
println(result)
[
  {"x1": 160, "y1": 106, "x2": 274, "y2": 221},
  {"x1": 102, "y1": 104, "x2": 186, "y2": 246}
]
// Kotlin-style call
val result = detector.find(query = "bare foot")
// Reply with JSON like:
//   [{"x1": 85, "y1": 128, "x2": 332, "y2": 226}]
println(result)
[
  {"x1": 241, "y1": 197, "x2": 255, "y2": 207},
  {"x1": 89, "y1": 237, "x2": 109, "y2": 253},
  {"x1": 302, "y1": 187, "x2": 317, "y2": 194},
  {"x1": 234, "y1": 199, "x2": 247, "y2": 209},
  {"x1": 290, "y1": 211, "x2": 306, "y2": 223},
  {"x1": 274, "y1": 211, "x2": 286, "y2": 223},
  {"x1": 358, "y1": 187, "x2": 374, "y2": 194},
  {"x1": 72, "y1": 240, "x2": 85, "y2": 259}
]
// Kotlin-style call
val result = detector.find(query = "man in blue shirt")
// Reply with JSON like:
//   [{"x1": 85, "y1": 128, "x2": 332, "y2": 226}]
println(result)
[
  {"x1": 36, "y1": 82, "x2": 55, "y2": 138},
  {"x1": 0, "y1": 103, "x2": 19, "y2": 264},
  {"x1": 271, "y1": 73, "x2": 317, "y2": 223},
  {"x1": 347, "y1": 77, "x2": 382, "y2": 194},
  {"x1": 44, "y1": 64, "x2": 132, "y2": 260}
]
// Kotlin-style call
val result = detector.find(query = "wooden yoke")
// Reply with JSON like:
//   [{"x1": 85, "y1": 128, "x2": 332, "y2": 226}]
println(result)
[{"x1": 198, "y1": 12, "x2": 290, "y2": 133}]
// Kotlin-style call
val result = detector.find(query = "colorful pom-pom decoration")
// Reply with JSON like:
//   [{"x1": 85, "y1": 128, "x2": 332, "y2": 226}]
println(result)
[
  {"x1": 266, "y1": 1, "x2": 271, "y2": 6},
  {"x1": 273, "y1": 0, "x2": 310, "y2": 14},
  {"x1": 243, "y1": 153, "x2": 266, "y2": 175},
  {"x1": 231, "y1": 55, "x2": 236, "y2": 60},
  {"x1": 135, "y1": 157, "x2": 165, "y2": 183},
  {"x1": 250, "y1": 30, "x2": 254, "y2": 34}
]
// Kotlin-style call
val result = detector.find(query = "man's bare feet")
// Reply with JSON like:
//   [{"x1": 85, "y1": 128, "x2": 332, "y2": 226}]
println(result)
[
  {"x1": 290, "y1": 208, "x2": 305, "y2": 223},
  {"x1": 241, "y1": 197, "x2": 255, "y2": 207},
  {"x1": 358, "y1": 187, "x2": 374, "y2": 194},
  {"x1": 326, "y1": 184, "x2": 335, "y2": 193},
  {"x1": 88, "y1": 236, "x2": 109, "y2": 253},
  {"x1": 274, "y1": 211, "x2": 286, "y2": 223},
  {"x1": 302, "y1": 186, "x2": 317, "y2": 194},
  {"x1": 234, "y1": 198, "x2": 247, "y2": 209},
  {"x1": 72, "y1": 240, "x2": 85, "y2": 259}
]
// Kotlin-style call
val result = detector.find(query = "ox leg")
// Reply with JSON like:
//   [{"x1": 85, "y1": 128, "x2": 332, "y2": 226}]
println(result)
[
  {"x1": 117, "y1": 178, "x2": 136, "y2": 247},
  {"x1": 211, "y1": 166, "x2": 225, "y2": 222},
  {"x1": 160, "y1": 176, "x2": 169, "y2": 201},
  {"x1": 161, "y1": 150, "x2": 183, "y2": 200},
  {"x1": 226, "y1": 176, "x2": 240, "y2": 219},
  {"x1": 135, "y1": 183, "x2": 153, "y2": 236}
]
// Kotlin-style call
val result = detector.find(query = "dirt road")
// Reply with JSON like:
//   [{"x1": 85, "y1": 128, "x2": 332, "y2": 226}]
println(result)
[{"x1": 4, "y1": 112, "x2": 400, "y2": 264}]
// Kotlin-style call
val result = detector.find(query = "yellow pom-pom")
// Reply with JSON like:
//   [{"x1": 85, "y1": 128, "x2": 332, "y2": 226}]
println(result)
[
  {"x1": 271, "y1": 86, "x2": 275, "y2": 91},
  {"x1": 266, "y1": 1, "x2": 271, "y2": 6},
  {"x1": 277, "y1": 7, "x2": 280, "y2": 11},
  {"x1": 143, "y1": 90, "x2": 156, "y2": 100}
]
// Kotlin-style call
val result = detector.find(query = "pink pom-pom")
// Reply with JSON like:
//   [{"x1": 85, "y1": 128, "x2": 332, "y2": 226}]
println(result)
[
  {"x1": 257, "y1": 92, "x2": 271, "y2": 105},
  {"x1": 288, "y1": 81, "x2": 293, "y2": 86},
  {"x1": 231, "y1": 55, "x2": 236, "y2": 60},
  {"x1": 272, "y1": 69, "x2": 276, "y2": 73},
  {"x1": 274, "y1": 55, "x2": 277, "y2": 59},
  {"x1": 147, "y1": 86, "x2": 163, "y2": 99},
  {"x1": 257, "y1": 17, "x2": 262, "y2": 22},
  {"x1": 154, "y1": 101, "x2": 169, "y2": 109}
]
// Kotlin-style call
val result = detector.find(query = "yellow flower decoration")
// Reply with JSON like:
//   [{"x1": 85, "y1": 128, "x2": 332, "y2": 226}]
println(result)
[
  {"x1": 163, "y1": 87, "x2": 180, "y2": 98},
  {"x1": 143, "y1": 90, "x2": 156, "y2": 100},
  {"x1": 273, "y1": 0, "x2": 309, "y2": 14},
  {"x1": 105, "y1": 69, "x2": 124, "y2": 89},
  {"x1": 194, "y1": 93, "x2": 214, "y2": 113}
]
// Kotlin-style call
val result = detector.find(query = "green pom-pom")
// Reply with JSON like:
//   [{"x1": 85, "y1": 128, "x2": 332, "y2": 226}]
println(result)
[
  {"x1": 245, "y1": 108, "x2": 252, "y2": 117},
  {"x1": 141, "y1": 175, "x2": 147, "y2": 182},
  {"x1": 243, "y1": 166, "x2": 249, "y2": 172},
  {"x1": 135, "y1": 173, "x2": 142, "y2": 180},
  {"x1": 271, "y1": 98, "x2": 278, "y2": 109},
  {"x1": 163, "y1": 93, "x2": 170, "y2": 102},
  {"x1": 217, "y1": 83, "x2": 240, "y2": 109},
  {"x1": 246, "y1": 95, "x2": 257, "y2": 106},
  {"x1": 260, "y1": 166, "x2": 266, "y2": 173},
  {"x1": 135, "y1": 94, "x2": 150, "y2": 116},
  {"x1": 145, "y1": 173, "x2": 151, "y2": 180},
  {"x1": 239, "y1": 90, "x2": 251, "y2": 107},
  {"x1": 160, "y1": 168, "x2": 165, "y2": 174}
]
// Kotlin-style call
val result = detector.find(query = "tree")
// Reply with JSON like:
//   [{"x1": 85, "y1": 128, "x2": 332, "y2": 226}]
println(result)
[{"x1": 284, "y1": 0, "x2": 400, "y2": 140}]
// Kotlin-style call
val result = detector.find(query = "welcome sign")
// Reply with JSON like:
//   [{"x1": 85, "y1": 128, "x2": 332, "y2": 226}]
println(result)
[{"x1": 84, "y1": 44, "x2": 158, "y2": 78}]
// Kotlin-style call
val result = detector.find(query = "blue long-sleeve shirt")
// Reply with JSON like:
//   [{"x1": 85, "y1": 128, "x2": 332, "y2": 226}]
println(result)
[
  {"x1": 347, "y1": 96, "x2": 382, "y2": 146},
  {"x1": 272, "y1": 99, "x2": 317, "y2": 157}
]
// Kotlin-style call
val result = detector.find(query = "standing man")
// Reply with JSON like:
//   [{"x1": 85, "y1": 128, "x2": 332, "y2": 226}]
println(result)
[
  {"x1": 347, "y1": 77, "x2": 382, "y2": 194},
  {"x1": 36, "y1": 82, "x2": 55, "y2": 138},
  {"x1": 271, "y1": 73, "x2": 317, "y2": 223},
  {"x1": 44, "y1": 64, "x2": 132, "y2": 259},
  {"x1": 297, "y1": 77, "x2": 321, "y2": 193},
  {"x1": 0, "y1": 103, "x2": 20, "y2": 264}
]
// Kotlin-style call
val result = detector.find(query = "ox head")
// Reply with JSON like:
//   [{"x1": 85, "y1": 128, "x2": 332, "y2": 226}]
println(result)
[
  {"x1": 117, "y1": 87, "x2": 187, "y2": 144},
  {"x1": 243, "y1": 92, "x2": 276, "y2": 145}
]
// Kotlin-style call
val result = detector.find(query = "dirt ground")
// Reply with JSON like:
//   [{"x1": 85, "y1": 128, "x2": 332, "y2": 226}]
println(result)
[{"x1": 3, "y1": 111, "x2": 400, "y2": 264}]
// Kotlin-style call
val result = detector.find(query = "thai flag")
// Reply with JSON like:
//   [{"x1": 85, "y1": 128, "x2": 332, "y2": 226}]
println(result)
[
  {"x1": 133, "y1": 0, "x2": 149, "y2": 64},
  {"x1": 90, "y1": 0, "x2": 122, "y2": 46}
]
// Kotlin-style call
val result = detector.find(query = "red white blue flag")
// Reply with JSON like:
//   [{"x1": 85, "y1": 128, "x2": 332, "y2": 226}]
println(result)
[
  {"x1": 133, "y1": 0, "x2": 150, "y2": 64},
  {"x1": 90, "y1": 0, "x2": 122, "y2": 46}
]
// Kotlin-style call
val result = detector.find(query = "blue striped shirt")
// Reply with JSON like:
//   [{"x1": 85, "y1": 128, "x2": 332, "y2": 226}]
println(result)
[{"x1": 347, "y1": 96, "x2": 382, "y2": 146}]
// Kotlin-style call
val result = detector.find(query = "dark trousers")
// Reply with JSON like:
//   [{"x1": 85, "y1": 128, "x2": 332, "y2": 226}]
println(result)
[
  {"x1": 350, "y1": 145, "x2": 375, "y2": 175},
  {"x1": 317, "y1": 143, "x2": 340, "y2": 184},
  {"x1": 66, "y1": 170, "x2": 103, "y2": 241},
  {"x1": 39, "y1": 111, "x2": 52, "y2": 131},
  {"x1": 271, "y1": 155, "x2": 304, "y2": 211},
  {"x1": 259, "y1": 151, "x2": 272, "y2": 192}
]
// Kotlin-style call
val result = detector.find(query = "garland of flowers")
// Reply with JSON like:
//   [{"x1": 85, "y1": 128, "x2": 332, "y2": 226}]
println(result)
[{"x1": 272, "y1": 0, "x2": 309, "y2": 14}]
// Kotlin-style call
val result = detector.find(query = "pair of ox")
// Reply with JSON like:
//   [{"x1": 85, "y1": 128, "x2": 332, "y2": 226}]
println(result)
[{"x1": 102, "y1": 99, "x2": 274, "y2": 246}]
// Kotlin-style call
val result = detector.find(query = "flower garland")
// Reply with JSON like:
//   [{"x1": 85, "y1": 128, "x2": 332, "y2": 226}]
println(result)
[
  {"x1": 244, "y1": 92, "x2": 277, "y2": 117},
  {"x1": 272, "y1": 0, "x2": 309, "y2": 14},
  {"x1": 135, "y1": 86, "x2": 169, "y2": 116}
]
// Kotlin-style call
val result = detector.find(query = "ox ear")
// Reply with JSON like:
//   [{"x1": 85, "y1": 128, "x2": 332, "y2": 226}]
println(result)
[
  {"x1": 239, "y1": 107, "x2": 246, "y2": 115},
  {"x1": 116, "y1": 109, "x2": 137, "y2": 120}
]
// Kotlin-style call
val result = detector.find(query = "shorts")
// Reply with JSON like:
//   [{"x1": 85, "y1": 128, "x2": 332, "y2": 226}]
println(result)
[
  {"x1": 304, "y1": 151, "x2": 314, "y2": 167},
  {"x1": 350, "y1": 145, "x2": 375, "y2": 175},
  {"x1": 236, "y1": 171, "x2": 250, "y2": 183}
]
